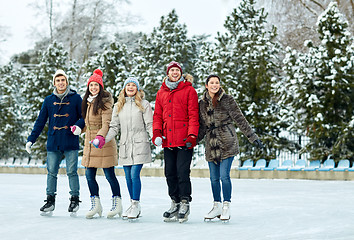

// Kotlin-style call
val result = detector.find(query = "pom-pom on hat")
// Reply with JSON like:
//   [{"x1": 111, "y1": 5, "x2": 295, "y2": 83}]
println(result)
[
  {"x1": 123, "y1": 77, "x2": 140, "y2": 91},
  {"x1": 87, "y1": 69, "x2": 104, "y2": 89},
  {"x1": 53, "y1": 69, "x2": 69, "y2": 85},
  {"x1": 166, "y1": 61, "x2": 182, "y2": 75}
]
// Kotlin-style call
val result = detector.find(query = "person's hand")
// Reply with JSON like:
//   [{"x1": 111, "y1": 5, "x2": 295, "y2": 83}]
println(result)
[
  {"x1": 90, "y1": 135, "x2": 105, "y2": 149},
  {"x1": 26, "y1": 142, "x2": 32, "y2": 154},
  {"x1": 184, "y1": 135, "x2": 197, "y2": 149},
  {"x1": 152, "y1": 130, "x2": 163, "y2": 146},
  {"x1": 70, "y1": 125, "x2": 81, "y2": 135},
  {"x1": 253, "y1": 139, "x2": 264, "y2": 148}
]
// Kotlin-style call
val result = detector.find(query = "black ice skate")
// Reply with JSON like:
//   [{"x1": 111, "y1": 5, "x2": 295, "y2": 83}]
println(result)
[
  {"x1": 163, "y1": 200, "x2": 180, "y2": 222},
  {"x1": 40, "y1": 195, "x2": 55, "y2": 216},
  {"x1": 68, "y1": 196, "x2": 81, "y2": 217},
  {"x1": 177, "y1": 199, "x2": 190, "y2": 223}
]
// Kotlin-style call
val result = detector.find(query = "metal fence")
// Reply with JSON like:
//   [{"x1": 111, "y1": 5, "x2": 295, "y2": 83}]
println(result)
[{"x1": 151, "y1": 131, "x2": 311, "y2": 168}]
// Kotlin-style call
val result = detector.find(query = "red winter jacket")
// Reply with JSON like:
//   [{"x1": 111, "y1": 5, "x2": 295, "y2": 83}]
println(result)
[{"x1": 153, "y1": 74, "x2": 199, "y2": 148}]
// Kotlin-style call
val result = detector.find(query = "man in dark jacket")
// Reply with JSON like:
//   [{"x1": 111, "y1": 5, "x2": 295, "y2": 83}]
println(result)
[
  {"x1": 26, "y1": 69, "x2": 85, "y2": 216},
  {"x1": 152, "y1": 61, "x2": 199, "y2": 223}
]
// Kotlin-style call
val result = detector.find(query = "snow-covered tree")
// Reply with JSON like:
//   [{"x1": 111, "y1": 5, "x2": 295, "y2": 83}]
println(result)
[
  {"x1": 0, "y1": 64, "x2": 29, "y2": 160},
  {"x1": 213, "y1": 0, "x2": 288, "y2": 161},
  {"x1": 134, "y1": 9, "x2": 198, "y2": 102},
  {"x1": 283, "y1": 2, "x2": 354, "y2": 161},
  {"x1": 24, "y1": 42, "x2": 78, "y2": 160},
  {"x1": 83, "y1": 41, "x2": 133, "y2": 101}
]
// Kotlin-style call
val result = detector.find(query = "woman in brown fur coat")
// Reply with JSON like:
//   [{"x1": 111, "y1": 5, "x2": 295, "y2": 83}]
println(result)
[{"x1": 198, "y1": 74, "x2": 264, "y2": 222}]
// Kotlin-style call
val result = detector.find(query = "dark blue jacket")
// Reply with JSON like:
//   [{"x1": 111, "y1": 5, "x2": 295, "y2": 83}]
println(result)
[{"x1": 27, "y1": 89, "x2": 85, "y2": 151}]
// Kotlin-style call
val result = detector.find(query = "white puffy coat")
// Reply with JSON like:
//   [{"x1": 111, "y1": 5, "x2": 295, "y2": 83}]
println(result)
[{"x1": 105, "y1": 97, "x2": 153, "y2": 166}]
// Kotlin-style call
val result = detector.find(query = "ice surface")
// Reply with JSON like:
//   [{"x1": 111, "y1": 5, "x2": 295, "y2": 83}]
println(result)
[{"x1": 1, "y1": 174, "x2": 354, "y2": 240}]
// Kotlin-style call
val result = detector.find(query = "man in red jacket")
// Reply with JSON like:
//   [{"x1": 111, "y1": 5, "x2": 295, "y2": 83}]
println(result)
[{"x1": 153, "y1": 61, "x2": 199, "y2": 223}]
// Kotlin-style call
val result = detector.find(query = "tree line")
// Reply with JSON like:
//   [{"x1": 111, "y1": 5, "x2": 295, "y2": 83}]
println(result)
[{"x1": 0, "y1": 0, "x2": 353, "y2": 163}]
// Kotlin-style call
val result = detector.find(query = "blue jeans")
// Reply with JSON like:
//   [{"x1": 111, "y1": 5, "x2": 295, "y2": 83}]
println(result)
[
  {"x1": 123, "y1": 164, "x2": 143, "y2": 201},
  {"x1": 208, "y1": 156, "x2": 234, "y2": 202},
  {"x1": 85, "y1": 167, "x2": 121, "y2": 197},
  {"x1": 46, "y1": 150, "x2": 79, "y2": 196}
]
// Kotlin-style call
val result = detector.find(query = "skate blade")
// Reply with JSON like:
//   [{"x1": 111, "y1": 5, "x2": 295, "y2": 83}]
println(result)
[
  {"x1": 70, "y1": 212, "x2": 78, "y2": 217},
  {"x1": 220, "y1": 218, "x2": 230, "y2": 223},
  {"x1": 164, "y1": 216, "x2": 178, "y2": 222},
  {"x1": 128, "y1": 218, "x2": 139, "y2": 222},
  {"x1": 179, "y1": 218, "x2": 188, "y2": 223},
  {"x1": 40, "y1": 211, "x2": 53, "y2": 217},
  {"x1": 204, "y1": 215, "x2": 221, "y2": 222}
]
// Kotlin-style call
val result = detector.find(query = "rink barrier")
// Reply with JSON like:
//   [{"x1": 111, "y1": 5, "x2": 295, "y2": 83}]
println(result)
[{"x1": 1, "y1": 166, "x2": 354, "y2": 180}]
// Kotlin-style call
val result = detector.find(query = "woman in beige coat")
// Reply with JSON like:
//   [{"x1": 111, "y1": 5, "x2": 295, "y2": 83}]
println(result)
[
  {"x1": 81, "y1": 69, "x2": 122, "y2": 219},
  {"x1": 105, "y1": 77, "x2": 153, "y2": 220}
]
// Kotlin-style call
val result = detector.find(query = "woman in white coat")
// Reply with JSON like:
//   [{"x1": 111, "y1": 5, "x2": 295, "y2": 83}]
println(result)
[{"x1": 105, "y1": 77, "x2": 153, "y2": 220}]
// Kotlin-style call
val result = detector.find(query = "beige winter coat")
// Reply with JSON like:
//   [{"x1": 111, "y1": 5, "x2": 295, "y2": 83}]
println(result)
[
  {"x1": 82, "y1": 95, "x2": 118, "y2": 168},
  {"x1": 105, "y1": 97, "x2": 153, "y2": 166}
]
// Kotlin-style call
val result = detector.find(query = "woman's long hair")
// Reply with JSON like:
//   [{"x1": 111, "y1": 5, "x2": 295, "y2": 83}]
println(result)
[
  {"x1": 115, "y1": 87, "x2": 145, "y2": 114},
  {"x1": 82, "y1": 85, "x2": 110, "y2": 119},
  {"x1": 205, "y1": 74, "x2": 222, "y2": 108}
]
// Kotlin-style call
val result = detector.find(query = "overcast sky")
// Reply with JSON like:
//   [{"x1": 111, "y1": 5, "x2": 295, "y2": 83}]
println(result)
[{"x1": 0, "y1": 0, "x2": 241, "y2": 63}]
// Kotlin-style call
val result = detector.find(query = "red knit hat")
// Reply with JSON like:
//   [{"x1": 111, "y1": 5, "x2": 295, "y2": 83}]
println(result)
[
  {"x1": 87, "y1": 69, "x2": 104, "y2": 89},
  {"x1": 166, "y1": 61, "x2": 182, "y2": 75}
]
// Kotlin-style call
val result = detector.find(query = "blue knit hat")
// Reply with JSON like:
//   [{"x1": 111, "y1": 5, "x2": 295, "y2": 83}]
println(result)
[{"x1": 123, "y1": 77, "x2": 140, "y2": 91}]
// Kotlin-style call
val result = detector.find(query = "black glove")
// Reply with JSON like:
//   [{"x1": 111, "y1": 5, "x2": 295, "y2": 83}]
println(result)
[{"x1": 253, "y1": 139, "x2": 264, "y2": 148}]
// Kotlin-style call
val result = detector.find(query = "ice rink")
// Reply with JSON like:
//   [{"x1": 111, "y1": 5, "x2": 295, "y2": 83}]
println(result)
[{"x1": 1, "y1": 173, "x2": 353, "y2": 240}]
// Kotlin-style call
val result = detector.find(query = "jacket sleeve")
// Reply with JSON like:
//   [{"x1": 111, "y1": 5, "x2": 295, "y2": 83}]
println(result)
[
  {"x1": 74, "y1": 94, "x2": 85, "y2": 129},
  {"x1": 27, "y1": 98, "x2": 49, "y2": 143},
  {"x1": 227, "y1": 96, "x2": 258, "y2": 143},
  {"x1": 97, "y1": 98, "x2": 113, "y2": 137},
  {"x1": 197, "y1": 101, "x2": 207, "y2": 143},
  {"x1": 143, "y1": 100, "x2": 153, "y2": 139},
  {"x1": 153, "y1": 91, "x2": 163, "y2": 133},
  {"x1": 187, "y1": 87, "x2": 199, "y2": 136},
  {"x1": 105, "y1": 104, "x2": 120, "y2": 143}
]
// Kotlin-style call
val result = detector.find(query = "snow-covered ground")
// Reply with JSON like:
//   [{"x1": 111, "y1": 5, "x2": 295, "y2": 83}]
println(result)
[{"x1": 1, "y1": 173, "x2": 353, "y2": 240}]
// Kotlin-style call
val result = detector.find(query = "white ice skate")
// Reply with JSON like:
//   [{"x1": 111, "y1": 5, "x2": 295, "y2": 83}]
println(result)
[
  {"x1": 178, "y1": 199, "x2": 190, "y2": 223},
  {"x1": 86, "y1": 196, "x2": 103, "y2": 219},
  {"x1": 220, "y1": 201, "x2": 231, "y2": 223},
  {"x1": 127, "y1": 200, "x2": 141, "y2": 222},
  {"x1": 107, "y1": 196, "x2": 122, "y2": 219},
  {"x1": 122, "y1": 199, "x2": 132, "y2": 220},
  {"x1": 163, "y1": 200, "x2": 180, "y2": 222},
  {"x1": 204, "y1": 201, "x2": 222, "y2": 221}
]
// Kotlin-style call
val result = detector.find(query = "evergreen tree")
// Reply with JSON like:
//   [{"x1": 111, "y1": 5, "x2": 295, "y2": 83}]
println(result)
[
  {"x1": 214, "y1": 0, "x2": 288, "y2": 161},
  {"x1": 134, "y1": 9, "x2": 198, "y2": 102},
  {"x1": 83, "y1": 41, "x2": 133, "y2": 101},
  {"x1": 0, "y1": 64, "x2": 28, "y2": 161},
  {"x1": 282, "y1": 2, "x2": 354, "y2": 161},
  {"x1": 24, "y1": 42, "x2": 77, "y2": 160}
]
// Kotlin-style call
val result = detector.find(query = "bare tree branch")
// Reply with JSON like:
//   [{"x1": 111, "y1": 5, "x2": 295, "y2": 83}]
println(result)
[{"x1": 299, "y1": 0, "x2": 318, "y2": 16}]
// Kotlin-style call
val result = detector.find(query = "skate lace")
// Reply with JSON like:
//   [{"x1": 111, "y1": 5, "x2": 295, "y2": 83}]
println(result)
[
  {"x1": 89, "y1": 198, "x2": 96, "y2": 211},
  {"x1": 167, "y1": 202, "x2": 178, "y2": 213},
  {"x1": 110, "y1": 197, "x2": 119, "y2": 211},
  {"x1": 179, "y1": 202, "x2": 189, "y2": 214}
]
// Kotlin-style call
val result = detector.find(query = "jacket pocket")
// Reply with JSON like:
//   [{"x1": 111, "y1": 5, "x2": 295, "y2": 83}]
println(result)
[
  {"x1": 118, "y1": 144, "x2": 127, "y2": 158},
  {"x1": 174, "y1": 121, "x2": 188, "y2": 142},
  {"x1": 134, "y1": 139, "x2": 150, "y2": 156}
]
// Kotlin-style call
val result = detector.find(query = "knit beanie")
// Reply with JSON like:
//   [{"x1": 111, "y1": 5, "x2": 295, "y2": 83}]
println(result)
[
  {"x1": 52, "y1": 69, "x2": 69, "y2": 85},
  {"x1": 87, "y1": 69, "x2": 104, "y2": 89},
  {"x1": 123, "y1": 77, "x2": 140, "y2": 91},
  {"x1": 166, "y1": 61, "x2": 182, "y2": 75}
]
